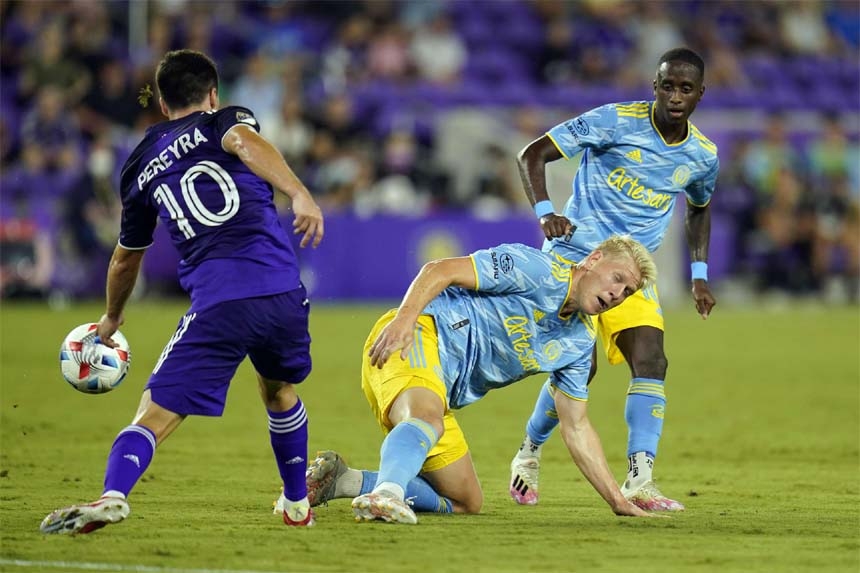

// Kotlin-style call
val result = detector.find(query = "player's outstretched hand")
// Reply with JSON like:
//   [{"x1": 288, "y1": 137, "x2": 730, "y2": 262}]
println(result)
[
  {"x1": 613, "y1": 500, "x2": 666, "y2": 518},
  {"x1": 291, "y1": 193, "x2": 324, "y2": 248},
  {"x1": 539, "y1": 214, "x2": 576, "y2": 242},
  {"x1": 691, "y1": 280, "x2": 716, "y2": 319},
  {"x1": 96, "y1": 314, "x2": 123, "y2": 349},
  {"x1": 368, "y1": 318, "x2": 415, "y2": 369}
]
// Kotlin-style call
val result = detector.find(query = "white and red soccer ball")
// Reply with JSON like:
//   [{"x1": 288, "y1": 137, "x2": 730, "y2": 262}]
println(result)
[{"x1": 59, "y1": 323, "x2": 131, "y2": 394}]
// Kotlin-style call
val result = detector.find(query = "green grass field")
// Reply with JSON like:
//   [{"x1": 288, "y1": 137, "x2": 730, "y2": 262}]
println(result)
[{"x1": 1, "y1": 301, "x2": 858, "y2": 573}]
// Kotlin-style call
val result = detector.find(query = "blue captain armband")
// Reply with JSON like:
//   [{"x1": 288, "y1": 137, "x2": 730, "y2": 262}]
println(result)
[
  {"x1": 691, "y1": 261, "x2": 708, "y2": 281},
  {"x1": 534, "y1": 200, "x2": 554, "y2": 219}
]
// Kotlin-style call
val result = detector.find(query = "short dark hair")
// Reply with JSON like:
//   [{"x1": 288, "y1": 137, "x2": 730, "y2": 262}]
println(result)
[
  {"x1": 156, "y1": 49, "x2": 219, "y2": 110},
  {"x1": 658, "y1": 48, "x2": 705, "y2": 78}
]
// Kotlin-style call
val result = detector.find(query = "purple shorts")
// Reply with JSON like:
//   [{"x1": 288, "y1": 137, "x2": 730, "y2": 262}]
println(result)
[{"x1": 146, "y1": 287, "x2": 311, "y2": 416}]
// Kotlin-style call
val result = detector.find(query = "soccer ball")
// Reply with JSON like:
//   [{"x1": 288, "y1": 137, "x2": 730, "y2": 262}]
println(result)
[{"x1": 59, "y1": 323, "x2": 131, "y2": 394}]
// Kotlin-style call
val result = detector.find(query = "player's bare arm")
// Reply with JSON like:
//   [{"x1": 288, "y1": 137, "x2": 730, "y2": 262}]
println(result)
[
  {"x1": 517, "y1": 135, "x2": 574, "y2": 240},
  {"x1": 685, "y1": 201, "x2": 716, "y2": 319},
  {"x1": 98, "y1": 245, "x2": 145, "y2": 347},
  {"x1": 368, "y1": 257, "x2": 477, "y2": 369},
  {"x1": 223, "y1": 124, "x2": 324, "y2": 248},
  {"x1": 554, "y1": 391, "x2": 654, "y2": 517}
]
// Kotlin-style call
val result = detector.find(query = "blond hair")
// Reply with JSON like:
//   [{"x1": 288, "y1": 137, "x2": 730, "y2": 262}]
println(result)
[{"x1": 593, "y1": 235, "x2": 657, "y2": 290}]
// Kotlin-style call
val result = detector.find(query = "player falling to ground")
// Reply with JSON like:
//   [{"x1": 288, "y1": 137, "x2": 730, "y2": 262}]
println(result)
[
  {"x1": 508, "y1": 47, "x2": 718, "y2": 512},
  {"x1": 41, "y1": 49, "x2": 324, "y2": 534},
  {"x1": 287, "y1": 236, "x2": 659, "y2": 524}
]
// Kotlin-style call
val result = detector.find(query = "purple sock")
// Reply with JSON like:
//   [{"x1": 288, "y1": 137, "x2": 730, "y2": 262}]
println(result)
[
  {"x1": 103, "y1": 425, "x2": 157, "y2": 498},
  {"x1": 268, "y1": 399, "x2": 308, "y2": 501}
]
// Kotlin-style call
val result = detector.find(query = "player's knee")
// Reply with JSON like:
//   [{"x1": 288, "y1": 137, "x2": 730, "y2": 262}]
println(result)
[
  {"x1": 423, "y1": 417, "x2": 445, "y2": 441},
  {"x1": 452, "y1": 492, "x2": 483, "y2": 514},
  {"x1": 259, "y1": 380, "x2": 298, "y2": 410},
  {"x1": 630, "y1": 352, "x2": 668, "y2": 379}
]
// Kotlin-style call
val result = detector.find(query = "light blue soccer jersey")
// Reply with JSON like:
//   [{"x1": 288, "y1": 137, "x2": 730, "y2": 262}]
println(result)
[
  {"x1": 546, "y1": 101, "x2": 719, "y2": 260},
  {"x1": 424, "y1": 243, "x2": 597, "y2": 409}
]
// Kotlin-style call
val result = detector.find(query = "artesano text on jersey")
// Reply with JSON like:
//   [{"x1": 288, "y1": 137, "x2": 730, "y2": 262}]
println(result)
[
  {"x1": 546, "y1": 100, "x2": 719, "y2": 260},
  {"x1": 424, "y1": 243, "x2": 598, "y2": 409}
]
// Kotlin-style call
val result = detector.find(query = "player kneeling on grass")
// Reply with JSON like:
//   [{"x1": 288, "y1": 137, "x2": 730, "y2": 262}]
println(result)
[{"x1": 295, "y1": 235, "x2": 658, "y2": 524}]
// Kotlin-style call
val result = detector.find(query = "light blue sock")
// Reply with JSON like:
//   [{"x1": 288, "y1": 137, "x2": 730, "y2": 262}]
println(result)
[
  {"x1": 375, "y1": 418, "x2": 438, "y2": 493},
  {"x1": 625, "y1": 377, "x2": 666, "y2": 457},
  {"x1": 360, "y1": 470, "x2": 377, "y2": 495},
  {"x1": 525, "y1": 379, "x2": 559, "y2": 444},
  {"x1": 360, "y1": 470, "x2": 453, "y2": 513}
]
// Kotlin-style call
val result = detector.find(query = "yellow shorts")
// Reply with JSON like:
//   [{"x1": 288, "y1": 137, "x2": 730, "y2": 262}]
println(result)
[
  {"x1": 361, "y1": 310, "x2": 469, "y2": 473},
  {"x1": 597, "y1": 283, "x2": 664, "y2": 365},
  {"x1": 549, "y1": 251, "x2": 663, "y2": 365}
]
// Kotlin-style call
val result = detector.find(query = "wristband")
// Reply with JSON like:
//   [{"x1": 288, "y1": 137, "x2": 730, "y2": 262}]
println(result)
[
  {"x1": 534, "y1": 200, "x2": 554, "y2": 219},
  {"x1": 691, "y1": 261, "x2": 708, "y2": 281}
]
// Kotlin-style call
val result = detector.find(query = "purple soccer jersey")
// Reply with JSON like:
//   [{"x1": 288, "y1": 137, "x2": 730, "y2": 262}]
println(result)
[{"x1": 118, "y1": 106, "x2": 300, "y2": 310}]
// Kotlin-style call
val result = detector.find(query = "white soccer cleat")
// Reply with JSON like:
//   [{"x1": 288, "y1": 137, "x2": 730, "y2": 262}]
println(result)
[
  {"x1": 621, "y1": 480, "x2": 685, "y2": 512},
  {"x1": 282, "y1": 499, "x2": 315, "y2": 527},
  {"x1": 40, "y1": 496, "x2": 130, "y2": 535},
  {"x1": 509, "y1": 456, "x2": 540, "y2": 505},
  {"x1": 273, "y1": 450, "x2": 350, "y2": 514},
  {"x1": 352, "y1": 492, "x2": 417, "y2": 524}
]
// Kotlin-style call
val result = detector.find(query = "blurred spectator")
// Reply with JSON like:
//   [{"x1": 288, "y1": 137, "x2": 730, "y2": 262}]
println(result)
[
  {"x1": 712, "y1": 139, "x2": 759, "y2": 275},
  {"x1": 735, "y1": 1, "x2": 783, "y2": 55},
  {"x1": 752, "y1": 166, "x2": 818, "y2": 294},
  {"x1": 806, "y1": 113, "x2": 860, "y2": 299},
  {"x1": 574, "y1": 0, "x2": 634, "y2": 84},
  {"x1": 0, "y1": 218, "x2": 53, "y2": 299},
  {"x1": 268, "y1": 94, "x2": 315, "y2": 175},
  {"x1": 778, "y1": 0, "x2": 838, "y2": 56},
  {"x1": 229, "y1": 51, "x2": 285, "y2": 137},
  {"x1": 535, "y1": 18, "x2": 576, "y2": 85},
  {"x1": 312, "y1": 92, "x2": 367, "y2": 145},
  {"x1": 78, "y1": 59, "x2": 141, "y2": 139},
  {"x1": 367, "y1": 22, "x2": 413, "y2": 82},
  {"x1": 20, "y1": 86, "x2": 82, "y2": 172},
  {"x1": 320, "y1": 14, "x2": 372, "y2": 93},
  {"x1": 355, "y1": 133, "x2": 432, "y2": 218},
  {"x1": 67, "y1": 1, "x2": 122, "y2": 74},
  {"x1": 18, "y1": 19, "x2": 91, "y2": 105},
  {"x1": 249, "y1": 0, "x2": 317, "y2": 60},
  {"x1": 72, "y1": 134, "x2": 122, "y2": 256},
  {"x1": 693, "y1": 11, "x2": 751, "y2": 89},
  {"x1": 410, "y1": 13, "x2": 466, "y2": 85},
  {"x1": 375, "y1": 129, "x2": 448, "y2": 206},
  {"x1": 741, "y1": 113, "x2": 800, "y2": 198},
  {"x1": 621, "y1": 1, "x2": 685, "y2": 88},
  {"x1": 0, "y1": 1, "x2": 48, "y2": 78},
  {"x1": 811, "y1": 173, "x2": 859, "y2": 300},
  {"x1": 130, "y1": 12, "x2": 174, "y2": 82},
  {"x1": 471, "y1": 143, "x2": 522, "y2": 220},
  {"x1": 807, "y1": 112, "x2": 860, "y2": 193},
  {"x1": 179, "y1": 7, "x2": 249, "y2": 83}
]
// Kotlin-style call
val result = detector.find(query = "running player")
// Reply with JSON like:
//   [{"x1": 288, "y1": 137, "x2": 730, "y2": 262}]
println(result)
[
  {"x1": 40, "y1": 49, "x2": 324, "y2": 534},
  {"x1": 509, "y1": 47, "x2": 718, "y2": 511}
]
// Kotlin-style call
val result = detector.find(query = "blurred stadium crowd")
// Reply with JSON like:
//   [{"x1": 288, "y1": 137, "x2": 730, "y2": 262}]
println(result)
[{"x1": 0, "y1": 0, "x2": 858, "y2": 302}]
